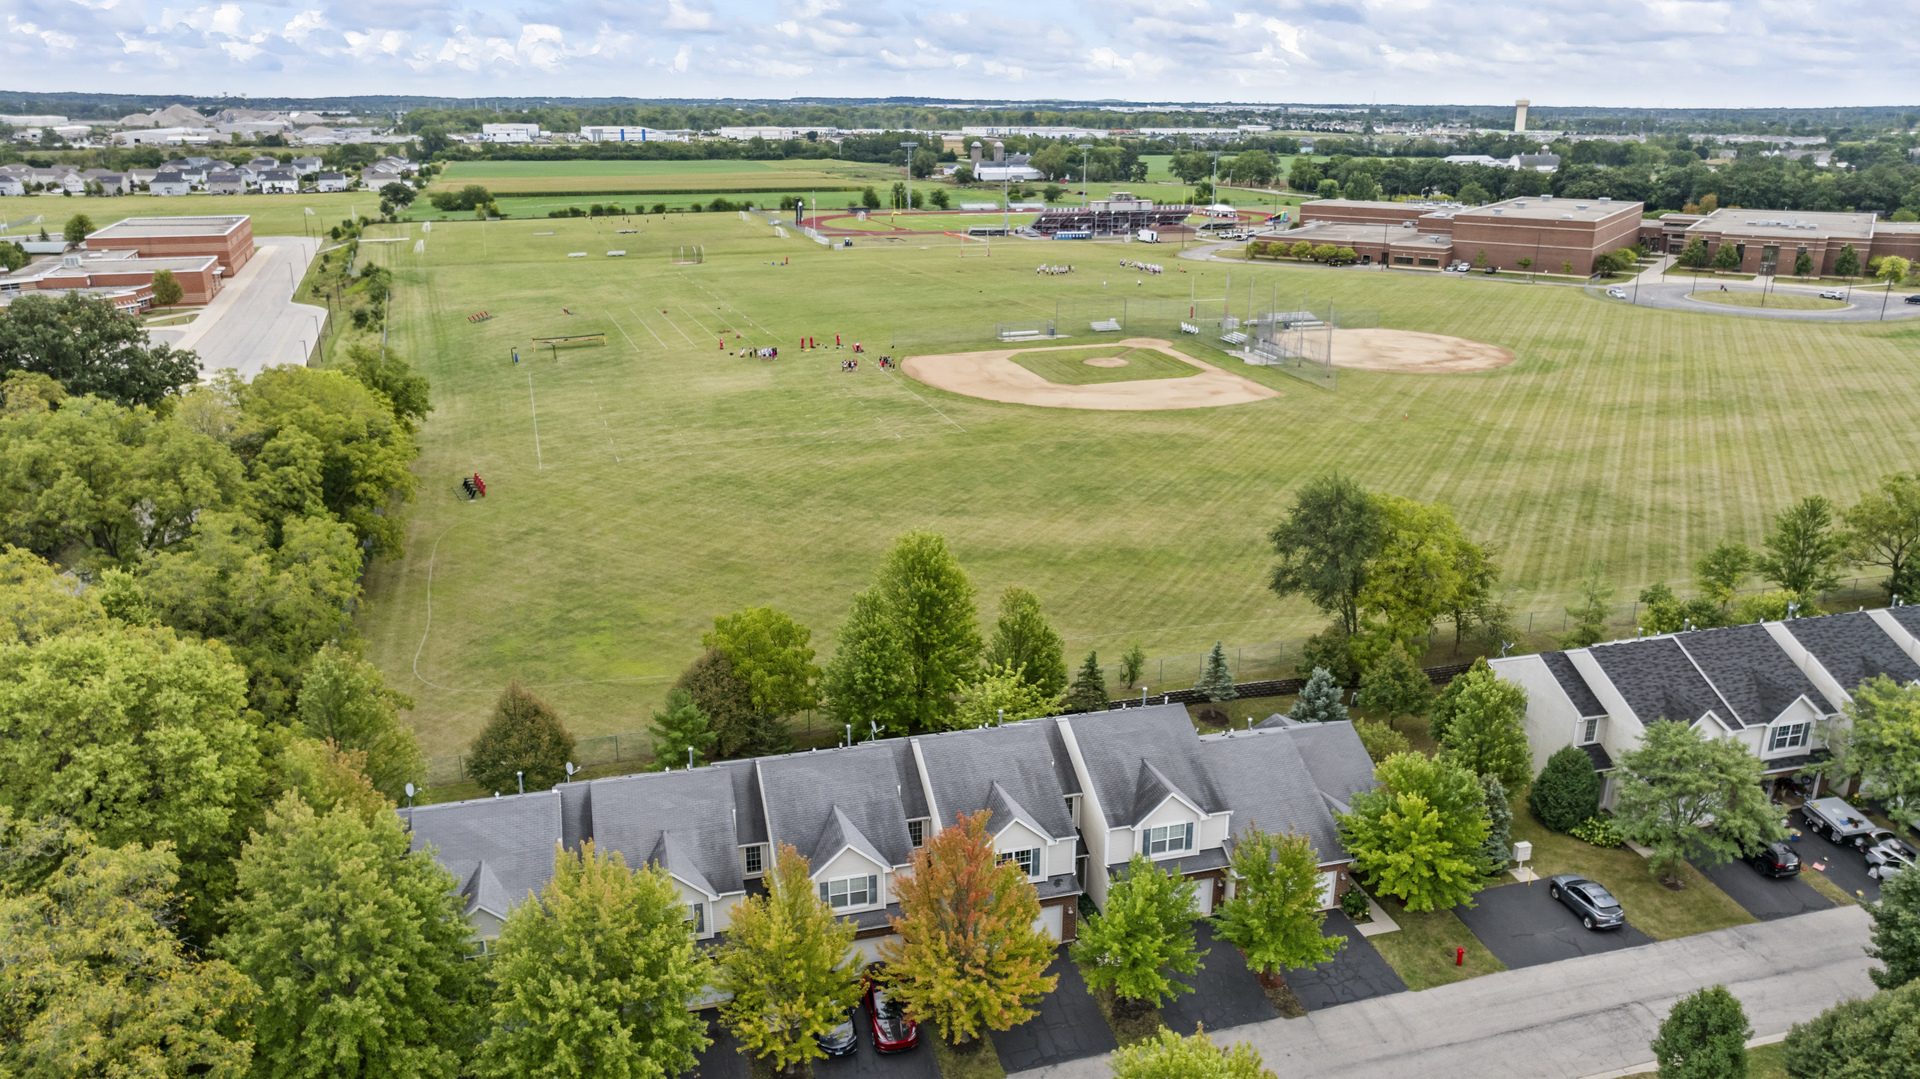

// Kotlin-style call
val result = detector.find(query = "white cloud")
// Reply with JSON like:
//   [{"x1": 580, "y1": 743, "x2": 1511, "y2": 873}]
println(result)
[
  {"x1": 662, "y1": 0, "x2": 713, "y2": 31},
  {"x1": 282, "y1": 10, "x2": 329, "y2": 44}
]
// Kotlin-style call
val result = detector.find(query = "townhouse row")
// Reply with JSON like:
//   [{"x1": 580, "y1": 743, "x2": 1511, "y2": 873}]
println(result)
[{"x1": 400, "y1": 704, "x2": 1377, "y2": 955}]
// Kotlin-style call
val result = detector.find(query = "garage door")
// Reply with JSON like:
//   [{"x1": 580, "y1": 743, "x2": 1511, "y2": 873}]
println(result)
[
  {"x1": 1033, "y1": 903, "x2": 1064, "y2": 942},
  {"x1": 1191, "y1": 879, "x2": 1214, "y2": 916},
  {"x1": 1316, "y1": 870, "x2": 1337, "y2": 910}
]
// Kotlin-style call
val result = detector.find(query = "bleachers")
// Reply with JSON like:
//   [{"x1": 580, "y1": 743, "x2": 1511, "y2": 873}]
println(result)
[{"x1": 1032, "y1": 204, "x2": 1196, "y2": 237}]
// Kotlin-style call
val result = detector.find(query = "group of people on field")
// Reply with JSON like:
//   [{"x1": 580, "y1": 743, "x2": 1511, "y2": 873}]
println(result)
[
  {"x1": 841, "y1": 355, "x2": 895, "y2": 371},
  {"x1": 1035, "y1": 264, "x2": 1075, "y2": 275},
  {"x1": 1122, "y1": 259, "x2": 1165, "y2": 275}
]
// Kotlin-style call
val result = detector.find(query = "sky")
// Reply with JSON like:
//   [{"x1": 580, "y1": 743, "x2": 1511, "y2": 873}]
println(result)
[{"x1": 4, "y1": 0, "x2": 1918, "y2": 108}]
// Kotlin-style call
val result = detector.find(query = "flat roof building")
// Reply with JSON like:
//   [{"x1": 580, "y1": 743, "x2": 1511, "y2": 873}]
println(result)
[
  {"x1": 1662, "y1": 208, "x2": 1916, "y2": 276},
  {"x1": 85, "y1": 215, "x2": 253, "y2": 276},
  {"x1": 1295, "y1": 195, "x2": 1642, "y2": 275}
]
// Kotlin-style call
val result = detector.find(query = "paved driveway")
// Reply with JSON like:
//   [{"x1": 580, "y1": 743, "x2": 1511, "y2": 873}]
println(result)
[
  {"x1": 1159, "y1": 919, "x2": 1278, "y2": 1035},
  {"x1": 688, "y1": 1014, "x2": 748, "y2": 1079},
  {"x1": 171, "y1": 235, "x2": 328, "y2": 377},
  {"x1": 1790, "y1": 809, "x2": 1881, "y2": 902},
  {"x1": 1009, "y1": 905, "x2": 1877, "y2": 1079},
  {"x1": 1453, "y1": 882, "x2": 1652, "y2": 970},
  {"x1": 690, "y1": 1007, "x2": 942, "y2": 1079},
  {"x1": 1280, "y1": 910, "x2": 1407, "y2": 1011},
  {"x1": 991, "y1": 948, "x2": 1116, "y2": 1072},
  {"x1": 1691, "y1": 857, "x2": 1835, "y2": 921}
]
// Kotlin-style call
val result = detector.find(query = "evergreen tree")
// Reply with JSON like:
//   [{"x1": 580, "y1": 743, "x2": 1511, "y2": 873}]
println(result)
[
  {"x1": 1478, "y1": 774, "x2": 1514, "y2": 875},
  {"x1": 1063, "y1": 650, "x2": 1110, "y2": 713},
  {"x1": 1530, "y1": 744, "x2": 1603, "y2": 832},
  {"x1": 296, "y1": 641, "x2": 424, "y2": 802},
  {"x1": 983, "y1": 585, "x2": 1069, "y2": 700},
  {"x1": 1428, "y1": 659, "x2": 1481, "y2": 743},
  {"x1": 466, "y1": 680, "x2": 575, "y2": 793},
  {"x1": 1650, "y1": 984, "x2": 1750, "y2": 1079},
  {"x1": 220, "y1": 794, "x2": 480, "y2": 1079},
  {"x1": 0, "y1": 811, "x2": 255, "y2": 1078},
  {"x1": 1287, "y1": 667, "x2": 1349, "y2": 723},
  {"x1": 1071, "y1": 854, "x2": 1203, "y2": 1014},
  {"x1": 649, "y1": 687, "x2": 717, "y2": 769},
  {"x1": 1869, "y1": 867, "x2": 1920, "y2": 990},
  {"x1": 1436, "y1": 663, "x2": 1532, "y2": 790},
  {"x1": 1835, "y1": 243, "x2": 1861, "y2": 277},
  {"x1": 1196, "y1": 641, "x2": 1237, "y2": 702},
  {"x1": 881, "y1": 810, "x2": 1058, "y2": 1045},
  {"x1": 1213, "y1": 825, "x2": 1343, "y2": 985},
  {"x1": 477, "y1": 842, "x2": 712, "y2": 1079},
  {"x1": 715, "y1": 844, "x2": 861, "y2": 1073},
  {"x1": 1794, "y1": 249, "x2": 1814, "y2": 277},
  {"x1": 1355, "y1": 642, "x2": 1429, "y2": 729}
]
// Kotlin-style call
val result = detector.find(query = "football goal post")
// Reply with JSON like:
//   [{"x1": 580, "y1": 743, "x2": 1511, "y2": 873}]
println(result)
[{"x1": 958, "y1": 235, "x2": 990, "y2": 257}]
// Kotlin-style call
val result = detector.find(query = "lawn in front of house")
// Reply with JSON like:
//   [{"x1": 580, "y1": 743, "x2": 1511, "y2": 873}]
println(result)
[
  {"x1": 1508, "y1": 806, "x2": 1755, "y2": 940},
  {"x1": 1363, "y1": 895, "x2": 1506, "y2": 991}
]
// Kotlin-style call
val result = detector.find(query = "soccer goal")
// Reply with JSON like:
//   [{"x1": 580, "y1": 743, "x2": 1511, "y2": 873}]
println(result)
[{"x1": 670, "y1": 245, "x2": 705, "y2": 265}]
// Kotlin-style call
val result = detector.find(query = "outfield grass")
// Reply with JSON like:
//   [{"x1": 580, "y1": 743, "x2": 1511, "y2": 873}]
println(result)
[
  {"x1": 1688, "y1": 291, "x2": 1847, "y2": 311},
  {"x1": 323, "y1": 209, "x2": 1920, "y2": 754},
  {"x1": 1009, "y1": 346, "x2": 1199, "y2": 385}
]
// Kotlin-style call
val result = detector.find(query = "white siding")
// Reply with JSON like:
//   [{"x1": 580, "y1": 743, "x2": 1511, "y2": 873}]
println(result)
[
  {"x1": 1055, "y1": 718, "x2": 1113, "y2": 904},
  {"x1": 814, "y1": 847, "x2": 889, "y2": 907},
  {"x1": 1491, "y1": 654, "x2": 1585, "y2": 774}
]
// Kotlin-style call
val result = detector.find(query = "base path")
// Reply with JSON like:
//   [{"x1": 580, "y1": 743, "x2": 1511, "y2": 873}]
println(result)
[
  {"x1": 1009, "y1": 904, "x2": 1876, "y2": 1079},
  {"x1": 902, "y1": 338, "x2": 1279, "y2": 411},
  {"x1": 170, "y1": 236, "x2": 329, "y2": 377}
]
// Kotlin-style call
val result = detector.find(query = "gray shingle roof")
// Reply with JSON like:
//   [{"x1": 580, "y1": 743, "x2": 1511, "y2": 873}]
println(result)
[
  {"x1": 811, "y1": 805, "x2": 887, "y2": 869},
  {"x1": 911, "y1": 719, "x2": 1077, "y2": 837},
  {"x1": 757, "y1": 741, "x2": 919, "y2": 869},
  {"x1": 1675, "y1": 623, "x2": 1825, "y2": 725},
  {"x1": 1542, "y1": 651, "x2": 1608, "y2": 717},
  {"x1": 401, "y1": 789, "x2": 562, "y2": 919},
  {"x1": 717, "y1": 760, "x2": 768, "y2": 846},
  {"x1": 586, "y1": 767, "x2": 745, "y2": 897},
  {"x1": 1283, "y1": 720, "x2": 1378, "y2": 812},
  {"x1": 1065, "y1": 704, "x2": 1225, "y2": 828},
  {"x1": 1198, "y1": 726, "x2": 1357, "y2": 864},
  {"x1": 1805, "y1": 610, "x2": 1920, "y2": 689},
  {"x1": 1587, "y1": 637, "x2": 1730, "y2": 726}
]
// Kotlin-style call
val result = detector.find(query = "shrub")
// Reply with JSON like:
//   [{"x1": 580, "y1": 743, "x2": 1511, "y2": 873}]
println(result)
[
  {"x1": 1568, "y1": 815, "x2": 1624, "y2": 848},
  {"x1": 1530, "y1": 744, "x2": 1603, "y2": 832},
  {"x1": 1339, "y1": 886, "x2": 1370, "y2": 920},
  {"x1": 1353, "y1": 719, "x2": 1409, "y2": 762}
]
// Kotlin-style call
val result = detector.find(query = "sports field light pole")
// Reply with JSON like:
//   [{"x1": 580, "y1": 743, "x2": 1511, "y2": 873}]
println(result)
[
  {"x1": 899, "y1": 141, "x2": 918, "y2": 214},
  {"x1": 1077, "y1": 143, "x2": 1092, "y2": 208}
]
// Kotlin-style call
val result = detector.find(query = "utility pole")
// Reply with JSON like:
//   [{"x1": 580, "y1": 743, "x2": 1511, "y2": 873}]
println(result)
[
  {"x1": 1077, "y1": 142, "x2": 1092, "y2": 207},
  {"x1": 898, "y1": 140, "x2": 918, "y2": 214}
]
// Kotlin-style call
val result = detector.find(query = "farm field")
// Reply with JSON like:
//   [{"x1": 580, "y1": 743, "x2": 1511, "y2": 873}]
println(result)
[{"x1": 342, "y1": 209, "x2": 1920, "y2": 756}]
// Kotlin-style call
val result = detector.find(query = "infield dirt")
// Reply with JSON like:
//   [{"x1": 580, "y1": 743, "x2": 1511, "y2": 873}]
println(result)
[{"x1": 903, "y1": 337, "x2": 1281, "y2": 410}]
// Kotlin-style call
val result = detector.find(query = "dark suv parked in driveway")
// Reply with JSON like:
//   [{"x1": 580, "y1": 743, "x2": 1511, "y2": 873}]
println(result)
[
  {"x1": 1747, "y1": 842, "x2": 1801, "y2": 878},
  {"x1": 1549, "y1": 874, "x2": 1626, "y2": 930}
]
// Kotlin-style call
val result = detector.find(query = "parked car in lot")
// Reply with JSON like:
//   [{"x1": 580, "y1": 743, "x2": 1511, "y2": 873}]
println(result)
[
  {"x1": 1607, "y1": 287, "x2": 1628, "y2": 299},
  {"x1": 816, "y1": 1008, "x2": 858, "y2": 1057},
  {"x1": 1799, "y1": 797, "x2": 1881, "y2": 846},
  {"x1": 862, "y1": 964, "x2": 919, "y2": 1053},
  {"x1": 1819, "y1": 290, "x2": 1845, "y2": 300},
  {"x1": 1868, "y1": 838, "x2": 1918, "y2": 880},
  {"x1": 1548, "y1": 874, "x2": 1626, "y2": 930},
  {"x1": 1746, "y1": 841, "x2": 1802, "y2": 878}
]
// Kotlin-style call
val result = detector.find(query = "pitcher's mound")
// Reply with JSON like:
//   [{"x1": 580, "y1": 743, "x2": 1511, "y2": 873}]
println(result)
[
  {"x1": 1084, "y1": 357, "x2": 1129, "y2": 368},
  {"x1": 903, "y1": 337, "x2": 1279, "y2": 411},
  {"x1": 1332, "y1": 328, "x2": 1513, "y2": 373}
]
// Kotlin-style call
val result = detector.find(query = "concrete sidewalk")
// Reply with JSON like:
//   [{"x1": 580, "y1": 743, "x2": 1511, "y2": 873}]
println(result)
[
  {"x1": 173, "y1": 235, "x2": 328, "y2": 377},
  {"x1": 1010, "y1": 905, "x2": 1875, "y2": 1079}
]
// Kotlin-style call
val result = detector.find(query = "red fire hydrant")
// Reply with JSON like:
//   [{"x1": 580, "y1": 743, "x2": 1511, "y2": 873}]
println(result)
[{"x1": 1455, "y1": 946, "x2": 1465, "y2": 966}]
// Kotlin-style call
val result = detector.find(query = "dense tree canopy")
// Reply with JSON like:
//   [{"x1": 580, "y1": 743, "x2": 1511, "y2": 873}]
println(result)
[{"x1": 0, "y1": 292, "x2": 200, "y2": 407}]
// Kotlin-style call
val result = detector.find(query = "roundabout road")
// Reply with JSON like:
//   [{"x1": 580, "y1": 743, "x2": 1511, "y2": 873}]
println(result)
[{"x1": 1614, "y1": 267, "x2": 1920, "y2": 322}]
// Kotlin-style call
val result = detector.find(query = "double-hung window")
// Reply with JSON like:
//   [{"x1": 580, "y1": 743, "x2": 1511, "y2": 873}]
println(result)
[
  {"x1": 1580, "y1": 718, "x2": 1600, "y2": 744},
  {"x1": 743, "y1": 845, "x2": 763, "y2": 876},
  {"x1": 908, "y1": 820, "x2": 926, "y2": 848},
  {"x1": 1144, "y1": 823, "x2": 1194, "y2": 857},
  {"x1": 819, "y1": 875, "x2": 878, "y2": 910},
  {"x1": 1770, "y1": 722, "x2": 1809, "y2": 752},
  {"x1": 688, "y1": 902, "x2": 706, "y2": 934},
  {"x1": 997, "y1": 848, "x2": 1038, "y2": 877}
]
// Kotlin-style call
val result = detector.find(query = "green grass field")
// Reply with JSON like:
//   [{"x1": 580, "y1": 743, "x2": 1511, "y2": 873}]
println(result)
[
  {"x1": 1689, "y1": 291, "x2": 1846, "y2": 311},
  {"x1": 161, "y1": 204, "x2": 1920, "y2": 758},
  {"x1": 1009, "y1": 346, "x2": 1199, "y2": 385}
]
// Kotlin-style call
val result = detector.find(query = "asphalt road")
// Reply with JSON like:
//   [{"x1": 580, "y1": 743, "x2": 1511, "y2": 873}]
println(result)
[
  {"x1": 1789, "y1": 808, "x2": 1882, "y2": 903},
  {"x1": 168, "y1": 235, "x2": 328, "y2": 377},
  {"x1": 1008, "y1": 904, "x2": 1877, "y2": 1079},
  {"x1": 1614, "y1": 273, "x2": 1920, "y2": 322}
]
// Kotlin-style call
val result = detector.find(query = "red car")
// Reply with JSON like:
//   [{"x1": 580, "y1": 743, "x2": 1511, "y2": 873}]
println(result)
[{"x1": 862, "y1": 964, "x2": 920, "y2": 1053}]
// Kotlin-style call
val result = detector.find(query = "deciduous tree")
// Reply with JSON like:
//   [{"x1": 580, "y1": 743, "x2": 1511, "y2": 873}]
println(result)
[
  {"x1": 1355, "y1": 642, "x2": 1429, "y2": 729},
  {"x1": 1358, "y1": 495, "x2": 1482, "y2": 652},
  {"x1": 1711, "y1": 240, "x2": 1741, "y2": 270},
  {"x1": 1110, "y1": 1028, "x2": 1277, "y2": 1079},
  {"x1": 1843, "y1": 474, "x2": 1920, "y2": 603},
  {"x1": 821, "y1": 589, "x2": 913, "y2": 736},
  {"x1": 0, "y1": 292, "x2": 200, "y2": 406},
  {"x1": 983, "y1": 585, "x2": 1069, "y2": 700},
  {"x1": 1561, "y1": 560, "x2": 1614, "y2": 647},
  {"x1": 1651, "y1": 984, "x2": 1751, "y2": 1079},
  {"x1": 1214, "y1": 825, "x2": 1343, "y2": 985},
  {"x1": 62, "y1": 213, "x2": 94, "y2": 247},
  {"x1": 1530, "y1": 744, "x2": 1603, "y2": 832},
  {"x1": 953, "y1": 662, "x2": 1057, "y2": 730},
  {"x1": 1354, "y1": 719, "x2": 1410, "y2": 761},
  {"x1": 882, "y1": 810, "x2": 1058, "y2": 1045},
  {"x1": 478, "y1": 841, "x2": 711, "y2": 1079},
  {"x1": 151, "y1": 267, "x2": 184, "y2": 306},
  {"x1": 1072, "y1": 854, "x2": 1203, "y2": 1013},
  {"x1": 296, "y1": 642, "x2": 423, "y2": 802},
  {"x1": 1757, "y1": 495, "x2": 1844, "y2": 597},
  {"x1": 339, "y1": 344, "x2": 432, "y2": 432},
  {"x1": 1120, "y1": 641, "x2": 1148, "y2": 690},
  {"x1": 1835, "y1": 244, "x2": 1862, "y2": 278},
  {"x1": 1268, "y1": 473, "x2": 1384, "y2": 637},
  {"x1": 1338, "y1": 752, "x2": 1489, "y2": 912},
  {"x1": 1697, "y1": 540, "x2": 1756, "y2": 609},
  {"x1": 830, "y1": 530, "x2": 981, "y2": 734},
  {"x1": 221, "y1": 795, "x2": 480, "y2": 1079},
  {"x1": 1612, "y1": 719, "x2": 1784, "y2": 880},
  {"x1": 278, "y1": 737, "x2": 392, "y2": 822},
  {"x1": 716, "y1": 844, "x2": 860, "y2": 1073},
  {"x1": 1832, "y1": 676, "x2": 1920, "y2": 822},
  {"x1": 0, "y1": 543, "x2": 105, "y2": 644},
  {"x1": 704, "y1": 605, "x2": 814, "y2": 754},
  {"x1": 1868, "y1": 866, "x2": 1920, "y2": 990},
  {"x1": 466, "y1": 680, "x2": 575, "y2": 793},
  {"x1": 1436, "y1": 663, "x2": 1531, "y2": 790}
]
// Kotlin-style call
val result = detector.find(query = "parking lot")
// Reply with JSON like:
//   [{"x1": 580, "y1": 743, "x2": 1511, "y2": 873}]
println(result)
[
  {"x1": 1453, "y1": 882, "x2": 1653, "y2": 969},
  {"x1": 1691, "y1": 856, "x2": 1836, "y2": 921},
  {"x1": 1279, "y1": 911, "x2": 1407, "y2": 1011}
]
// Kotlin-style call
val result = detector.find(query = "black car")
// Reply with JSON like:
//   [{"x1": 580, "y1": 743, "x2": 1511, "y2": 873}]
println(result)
[
  {"x1": 1548, "y1": 873, "x2": 1626, "y2": 930},
  {"x1": 1906, "y1": 293, "x2": 1920, "y2": 304},
  {"x1": 815, "y1": 1008, "x2": 857, "y2": 1057},
  {"x1": 1747, "y1": 841, "x2": 1801, "y2": 878}
]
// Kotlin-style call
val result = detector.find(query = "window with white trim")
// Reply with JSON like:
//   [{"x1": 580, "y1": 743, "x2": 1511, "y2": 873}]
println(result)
[
  {"x1": 908, "y1": 819, "x2": 926, "y2": 848},
  {"x1": 819, "y1": 875, "x2": 878, "y2": 910},
  {"x1": 1144, "y1": 823, "x2": 1194, "y2": 857},
  {"x1": 997, "y1": 848, "x2": 1038, "y2": 877},
  {"x1": 1770, "y1": 722, "x2": 1809, "y2": 752},
  {"x1": 1580, "y1": 718, "x2": 1600, "y2": 744},
  {"x1": 688, "y1": 902, "x2": 706, "y2": 934},
  {"x1": 743, "y1": 845, "x2": 763, "y2": 876}
]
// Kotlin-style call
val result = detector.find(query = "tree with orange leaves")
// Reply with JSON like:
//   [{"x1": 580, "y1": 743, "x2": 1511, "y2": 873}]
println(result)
[{"x1": 879, "y1": 810, "x2": 1058, "y2": 1045}]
